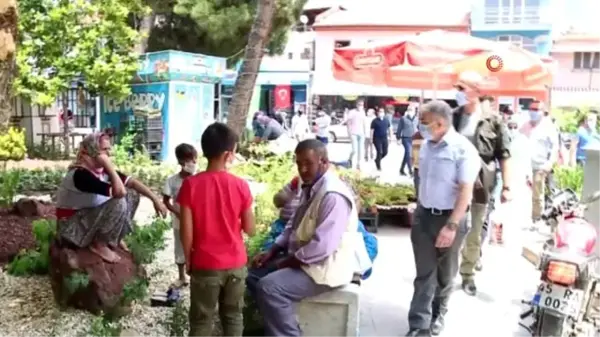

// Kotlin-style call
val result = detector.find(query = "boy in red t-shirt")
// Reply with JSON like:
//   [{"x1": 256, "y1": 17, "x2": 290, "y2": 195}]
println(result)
[{"x1": 177, "y1": 122, "x2": 255, "y2": 336}]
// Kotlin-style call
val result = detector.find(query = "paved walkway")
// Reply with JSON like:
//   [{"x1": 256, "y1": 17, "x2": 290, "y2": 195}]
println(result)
[{"x1": 359, "y1": 226, "x2": 539, "y2": 336}]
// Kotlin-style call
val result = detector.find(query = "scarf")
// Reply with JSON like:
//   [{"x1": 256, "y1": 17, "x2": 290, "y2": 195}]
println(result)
[{"x1": 69, "y1": 132, "x2": 106, "y2": 177}]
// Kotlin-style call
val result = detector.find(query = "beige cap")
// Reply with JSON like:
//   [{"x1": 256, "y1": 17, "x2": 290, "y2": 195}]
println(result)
[{"x1": 456, "y1": 71, "x2": 484, "y2": 89}]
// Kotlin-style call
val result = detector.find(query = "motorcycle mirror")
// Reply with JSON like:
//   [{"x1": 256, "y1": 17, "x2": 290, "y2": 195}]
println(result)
[{"x1": 582, "y1": 190, "x2": 600, "y2": 205}]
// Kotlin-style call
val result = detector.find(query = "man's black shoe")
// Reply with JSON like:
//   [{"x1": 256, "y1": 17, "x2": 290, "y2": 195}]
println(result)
[
  {"x1": 406, "y1": 328, "x2": 432, "y2": 337},
  {"x1": 430, "y1": 316, "x2": 445, "y2": 336},
  {"x1": 462, "y1": 279, "x2": 477, "y2": 296}
]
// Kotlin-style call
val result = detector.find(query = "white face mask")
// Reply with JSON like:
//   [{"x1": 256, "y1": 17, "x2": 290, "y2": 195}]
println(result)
[
  {"x1": 377, "y1": 113, "x2": 385, "y2": 119},
  {"x1": 587, "y1": 119, "x2": 597, "y2": 129},
  {"x1": 183, "y1": 162, "x2": 196, "y2": 174}
]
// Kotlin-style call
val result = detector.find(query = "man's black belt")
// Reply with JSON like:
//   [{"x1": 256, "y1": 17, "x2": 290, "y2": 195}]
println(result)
[{"x1": 421, "y1": 206, "x2": 470, "y2": 216}]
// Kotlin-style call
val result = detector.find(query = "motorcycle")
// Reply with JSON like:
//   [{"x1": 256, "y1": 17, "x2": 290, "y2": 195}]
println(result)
[{"x1": 520, "y1": 189, "x2": 600, "y2": 337}]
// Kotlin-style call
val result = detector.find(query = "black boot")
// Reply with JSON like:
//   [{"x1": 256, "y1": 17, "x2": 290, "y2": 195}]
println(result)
[
  {"x1": 430, "y1": 315, "x2": 445, "y2": 336},
  {"x1": 462, "y1": 279, "x2": 477, "y2": 296},
  {"x1": 406, "y1": 328, "x2": 432, "y2": 337}
]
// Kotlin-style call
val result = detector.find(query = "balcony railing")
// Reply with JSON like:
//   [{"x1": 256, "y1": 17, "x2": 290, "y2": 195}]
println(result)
[{"x1": 483, "y1": 6, "x2": 541, "y2": 25}]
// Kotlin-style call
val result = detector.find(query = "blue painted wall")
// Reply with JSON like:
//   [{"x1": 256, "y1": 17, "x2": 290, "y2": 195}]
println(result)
[
  {"x1": 471, "y1": 30, "x2": 552, "y2": 56},
  {"x1": 470, "y1": 0, "x2": 558, "y2": 56}
]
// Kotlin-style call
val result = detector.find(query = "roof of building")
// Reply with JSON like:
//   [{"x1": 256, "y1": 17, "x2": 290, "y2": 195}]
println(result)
[
  {"x1": 313, "y1": 1, "x2": 470, "y2": 28},
  {"x1": 554, "y1": 32, "x2": 600, "y2": 42}
]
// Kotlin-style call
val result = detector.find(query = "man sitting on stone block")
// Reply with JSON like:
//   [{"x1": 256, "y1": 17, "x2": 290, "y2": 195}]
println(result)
[{"x1": 246, "y1": 139, "x2": 364, "y2": 337}]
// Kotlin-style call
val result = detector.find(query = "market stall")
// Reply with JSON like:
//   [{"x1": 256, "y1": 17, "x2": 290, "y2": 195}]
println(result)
[{"x1": 331, "y1": 30, "x2": 555, "y2": 100}]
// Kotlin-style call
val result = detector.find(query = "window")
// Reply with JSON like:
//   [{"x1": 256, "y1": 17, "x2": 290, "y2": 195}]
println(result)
[
  {"x1": 287, "y1": 52, "x2": 293, "y2": 60},
  {"x1": 300, "y1": 47, "x2": 311, "y2": 60},
  {"x1": 484, "y1": 0, "x2": 540, "y2": 25},
  {"x1": 496, "y1": 35, "x2": 536, "y2": 52},
  {"x1": 334, "y1": 40, "x2": 350, "y2": 48},
  {"x1": 573, "y1": 52, "x2": 600, "y2": 70},
  {"x1": 55, "y1": 84, "x2": 97, "y2": 128}
]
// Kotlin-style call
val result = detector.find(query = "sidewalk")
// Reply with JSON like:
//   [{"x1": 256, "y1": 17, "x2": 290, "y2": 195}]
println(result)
[{"x1": 358, "y1": 226, "x2": 539, "y2": 336}]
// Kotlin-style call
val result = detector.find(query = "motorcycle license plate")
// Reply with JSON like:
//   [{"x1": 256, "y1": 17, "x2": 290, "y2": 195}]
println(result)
[{"x1": 532, "y1": 282, "x2": 584, "y2": 317}]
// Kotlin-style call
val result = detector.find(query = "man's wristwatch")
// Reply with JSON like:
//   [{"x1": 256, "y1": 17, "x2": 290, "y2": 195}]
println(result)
[{"x1": 446, "y1": 222, "x2": 459, "y2": 231}]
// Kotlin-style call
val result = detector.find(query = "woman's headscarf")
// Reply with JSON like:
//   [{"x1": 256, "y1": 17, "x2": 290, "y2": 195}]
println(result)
[{"x1": 69, "y1": 132, "x2": 106, "y2": 176}]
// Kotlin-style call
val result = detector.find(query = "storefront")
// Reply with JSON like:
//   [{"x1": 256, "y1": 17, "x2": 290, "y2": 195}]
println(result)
[
  {"x1": 100, "y1": 50, "x2": 226, "y2": 163},
  {"x1": 219, "y1": 59, "x2": 311, "y2": 124}
]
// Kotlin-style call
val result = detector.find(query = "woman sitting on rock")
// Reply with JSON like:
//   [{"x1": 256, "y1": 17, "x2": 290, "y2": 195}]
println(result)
[{"x1": 55, "y1": 132, "x2": 167, "y2": 263}]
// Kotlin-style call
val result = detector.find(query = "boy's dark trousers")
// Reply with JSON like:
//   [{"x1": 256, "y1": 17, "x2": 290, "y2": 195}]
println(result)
[{"x1": 189, "y1": 267, "x2": 247, "y2": 336}]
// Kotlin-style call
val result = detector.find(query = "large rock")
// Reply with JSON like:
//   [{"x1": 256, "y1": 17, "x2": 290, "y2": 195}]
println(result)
[
  {"x1": 13, "y1": 198, "x2": 46, "y2": 217},
  {"x1": 49, "y1": 241, "x2": 146, "y2": 315}
]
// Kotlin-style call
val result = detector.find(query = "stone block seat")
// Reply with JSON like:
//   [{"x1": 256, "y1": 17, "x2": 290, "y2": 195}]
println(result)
[{"x1": 297, "y1": 283, "x2": 361, "y2": 336}]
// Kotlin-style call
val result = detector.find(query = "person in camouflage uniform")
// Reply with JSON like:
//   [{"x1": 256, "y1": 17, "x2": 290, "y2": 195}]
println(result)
[{"x1": 451, "y1": 72, "x2": 513, "y2": 297}]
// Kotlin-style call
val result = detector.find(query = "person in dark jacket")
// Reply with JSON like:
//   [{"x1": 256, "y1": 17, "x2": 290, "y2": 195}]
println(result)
[{"x1": 397, "y1": 105, "x2": 418, "y2": 176}]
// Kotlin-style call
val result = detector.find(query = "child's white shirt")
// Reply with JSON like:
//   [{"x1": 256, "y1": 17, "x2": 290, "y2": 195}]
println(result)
[{"x1": 162, "y1": 173, "x2": 184, "y2": 230}]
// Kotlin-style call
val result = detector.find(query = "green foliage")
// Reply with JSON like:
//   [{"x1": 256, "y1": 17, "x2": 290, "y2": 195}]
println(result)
[
  {"x1": 65, "y1": 272, "x2": 90, "y2": 295},
  {"x1": 14, "y1": 0, "x2": 145, "y2": 107},
  {"x1": 161, "y1": 301, "x2": 189, "y2": 337},
  {"x1": 554, "y1": 165, "x2": 584, "y2": 196},
  {"x1": 120, "y1": 277, "x2": 149, "y2": 305},
  {"x1": 124, "y1": 217, "x2": 171, "y2": 264},
  {"x1": 553, "y1": 106, "x2": 599, "y2": 133},
  {"x1": 159, "y1": 0, "x2": 306, "y2": 60},
  {"x1": 7, "y1": 219, "x2": 57, "y2": 276},
  {"x1": 0, "y1": 167, "x2": 65, "y2": 193},
  {"x1": 0, "y1": 127, "x2": 27, "y2": 161},
  {"x1": 87, "y1": 315, "x2": 122, "y2": 337},
  {"x1": 230, "y1": 148, "x2": 295, "y2": 257},
  {"x1": 27, "y1": 143, "x2": 63, "y2": 160},
  {"x1": 0, "y1": 165, "x2": 20, "y2": 206}
]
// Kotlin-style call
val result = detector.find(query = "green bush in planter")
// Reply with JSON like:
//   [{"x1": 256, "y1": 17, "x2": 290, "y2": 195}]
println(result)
[
  {"x1": 554, "y1": 165, "x2": 584, "y2": 196},
  {"x1": 0, "y1": 127, "x2": 27, "y2": 161}
]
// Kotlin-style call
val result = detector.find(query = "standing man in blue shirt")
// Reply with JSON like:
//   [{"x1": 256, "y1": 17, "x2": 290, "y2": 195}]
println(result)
[
  {"x1": 406, "y1": 100, "x2": 480, "y2": 337},
  {"x1": 575, "y1": 112, "x2": 600, "y2": 165},
  {"x1": 371, "y1": 109, "x2": 391, "y2": 172}
]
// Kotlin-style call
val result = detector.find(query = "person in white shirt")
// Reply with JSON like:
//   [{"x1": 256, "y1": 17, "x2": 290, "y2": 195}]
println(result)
[
  {"x1": 519, "y1": 101, "x2": 559, "y2": 222},
  {"x1": 291, "y1": 110, "x2": 310, "y2": 141},
  {"x1": 364, "y1": 109, "x2": 376, "y2": 161},
  {"x1": 162, "y1": 143, "x2": 198, "y2": 287},
  {"x1": 313, "y1": 109, "x2": 332, "y2": 144},
  {"x1": 344, "y1": 99, "x2": 367, "y2": 170}
]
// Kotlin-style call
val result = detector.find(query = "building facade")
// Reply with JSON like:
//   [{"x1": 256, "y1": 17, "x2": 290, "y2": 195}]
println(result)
[
  {"x1": 470, "y1": 0, "x2": 556, "y2": 56},
  {"x1": 550, "y1": 32, "x2": 600, "y2": 107}
]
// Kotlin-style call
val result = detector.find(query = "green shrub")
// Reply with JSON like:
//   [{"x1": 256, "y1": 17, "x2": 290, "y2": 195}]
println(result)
[
  {"x1": 124, "y1": 217, "x2": 171, "y2": 265},
  {"x1": 120, "y1": 277, "x2": 149, "y2": 306},
  {"x1": 87, "y1": 315, "x2": 122, "y2": 337},
  {"x1": 161, "y1": 301, "x2": 189, "y2": 337},
  {"x1": 554, "y1": 165, "x2": 584, "y2": 196},
  {"x1": 0, "y1": 166, "x2": 20, "y2": 206},
  {"x1": 0, "y1": 127, "x2": 27, "y2": 161},
  {"x1": 65, "y1": 272, "x2": 90, "y2": 295},
  {"x1": 7, "y1": 219, "x2": 57, "y2": 275}
]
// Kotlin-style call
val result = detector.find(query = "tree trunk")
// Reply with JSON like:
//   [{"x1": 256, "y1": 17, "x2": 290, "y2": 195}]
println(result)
[
  {"x1": 226, "y1": 0, "x2": 276, "y2": 136},
  {"x1": 0, "y1": 0, "x2": 18, "y2": 130},
  {"x1": 135, "y1": 13, "x2": 156, "y2": 54}
]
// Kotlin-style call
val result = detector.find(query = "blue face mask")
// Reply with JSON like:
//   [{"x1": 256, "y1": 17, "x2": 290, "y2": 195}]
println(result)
[
  {"x1": 418, "y1": 123, "x2": 433, "y2": 140},
  {"x1": 529, "y1": 110, "x2": 542, "y2": 122}
]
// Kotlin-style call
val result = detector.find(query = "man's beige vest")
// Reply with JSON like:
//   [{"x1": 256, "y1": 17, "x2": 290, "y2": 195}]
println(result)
[{"x1": 294, "y1": 172, "x2": 360, "y2": 287}]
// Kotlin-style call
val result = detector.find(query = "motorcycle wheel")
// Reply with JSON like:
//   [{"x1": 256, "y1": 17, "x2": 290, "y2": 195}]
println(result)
[{"x1": 536, "y1": 310, "x2": 569, "y2": 337}]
